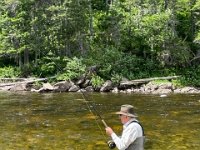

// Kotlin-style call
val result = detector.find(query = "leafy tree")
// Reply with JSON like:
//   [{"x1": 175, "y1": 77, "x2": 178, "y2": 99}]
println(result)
[
  {"x1": 0, "y1": 0, "x2": 199, "y2": 86},
  {"x1": 193, "y1": 0, "x2": 200, "y2": 43}
]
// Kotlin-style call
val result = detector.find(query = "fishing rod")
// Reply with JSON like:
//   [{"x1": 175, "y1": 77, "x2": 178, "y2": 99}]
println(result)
[
  {"x1": 81, "y1": 91, "x2": 108, "y2": 127},
  {"x1": 80, "y1": 91, "x2": 116, "y2": 149}
]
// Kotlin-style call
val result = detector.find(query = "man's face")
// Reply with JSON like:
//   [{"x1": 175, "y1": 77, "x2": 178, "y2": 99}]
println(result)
[{"x1": 119, "y1": 114, "x2": 129, "y2": 124}]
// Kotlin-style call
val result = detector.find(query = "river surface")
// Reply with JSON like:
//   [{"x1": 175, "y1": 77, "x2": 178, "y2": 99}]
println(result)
[{"x1": 0, "y1": 92, "x2": 199, "y2": 150}]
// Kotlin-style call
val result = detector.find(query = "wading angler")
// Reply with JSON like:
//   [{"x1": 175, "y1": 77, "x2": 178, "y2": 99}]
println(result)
[{"x1": 105, "y1": 104, "x2": 145, "y2": 150}]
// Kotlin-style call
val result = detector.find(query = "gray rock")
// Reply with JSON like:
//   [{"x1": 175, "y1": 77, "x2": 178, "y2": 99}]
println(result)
[
  {"x1": 100, "y1": 80, "x2": 113, "y2": 92},
  {"x1": 111, "y1": 87, "x2": 119, "y2": 93},
  {"x1": 9, "y1": 83, "x2": 27, "y2": 91},
  {"x1": 53, "y1": 81, "x2": 72, "y2": 92},
  {"x1": 69, "y1": 85, "x2": 80, "y2": 92},
  {"x1": 81, "y1": 79, "x2": 91, "y2": 88},
  {"x1": 85, "y1": 86, "x2": 94, "y2": 92}
]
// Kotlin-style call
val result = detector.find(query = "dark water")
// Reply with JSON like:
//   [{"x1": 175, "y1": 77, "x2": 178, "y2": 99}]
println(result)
[{"x1": 0, "y1": 92, "x2": 199, "y2": 150}]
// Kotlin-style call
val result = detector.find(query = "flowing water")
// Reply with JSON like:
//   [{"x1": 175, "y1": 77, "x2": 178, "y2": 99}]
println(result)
[{"x1": 0, "y1": 91, "x2": 199, "y2": 150}]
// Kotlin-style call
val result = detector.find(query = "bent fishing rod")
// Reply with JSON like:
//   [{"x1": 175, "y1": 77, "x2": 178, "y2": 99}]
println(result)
[{"x1": 80, "y1": 91, "x2": 116, "y2": 149}]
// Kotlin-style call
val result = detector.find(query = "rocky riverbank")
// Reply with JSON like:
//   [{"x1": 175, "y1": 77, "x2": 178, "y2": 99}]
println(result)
[{"x1": 0, "y1": 77, "x2": 200, "y2": 94}]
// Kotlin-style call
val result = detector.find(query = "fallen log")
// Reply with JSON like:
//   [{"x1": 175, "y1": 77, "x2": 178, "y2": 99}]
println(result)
[
  {"x1": 120, "y1": 76, "x2": 180, "y2": 87},
  {"x1": 0, "y1": 77, "x2": 55, "y2": 87},
  {"x1": 0, "y1": 78, "x2": 28, "y2": 82}
]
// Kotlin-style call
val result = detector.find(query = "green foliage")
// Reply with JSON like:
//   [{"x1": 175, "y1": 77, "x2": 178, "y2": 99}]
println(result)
[
  {"x1": 90, "y1": 75, "x2": 104, "y2": 88},
  {"x1": 56, "y1": 57, "x2": 86, "y2": 81},
  {"x1": 178, "y1": 66, "x2": 200, "y2": 87},
  {"x1": 193, "y1": 0, "x2": 200, "y2": 43},
  {"x1": 0, "y1": 66, "x2": 20, "y2": 78},
  {"x1": 151, "y1": 80, "x2": 171, "y2": 85},
  {"x1": 87, "y1": 46, "x2": 163, "y2": 80},
  {"x1": 32, "y1": 54, "x2": 69, "y2": 77},
  {"x1": 111, "y1": 73, "x2": 123, "y2": 85},
  {"x1": 171, "y1": 79, "x2": 184, "y2": 88},
  {"x1": 56, "y1": 72, "x2": 71, "y2": 81},
  {"x1": 41, "y1": 62, "x2": 56, "y2": 76},
  {"x1": 0, "y1": 0, "x2": 199, "y2": 88}
]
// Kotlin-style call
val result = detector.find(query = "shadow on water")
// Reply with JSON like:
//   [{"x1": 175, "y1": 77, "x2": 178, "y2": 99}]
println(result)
[{"x1": 0, "y1": 91, "x2": 200, "y2": 149}]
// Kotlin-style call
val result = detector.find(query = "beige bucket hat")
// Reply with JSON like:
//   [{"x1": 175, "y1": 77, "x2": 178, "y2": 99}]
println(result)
[{"x1": 116, "y1": 104, "x2": 138, "y2": 117}]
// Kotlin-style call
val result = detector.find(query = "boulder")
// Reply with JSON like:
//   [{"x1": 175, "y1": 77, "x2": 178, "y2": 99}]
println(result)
[
  {"x1": 85, "y1": 86, "x2": 94, "y2": 92},
  {"x1": 53, "y1": 81, "x2": 72, "y2": 92},
  {"x1": 100, "y1": 80, "x2": 113, "y2": 92},
  {"x1": 80, "y1": 79, "x2": 91, "y2": 88},
  {"x1": 69, "y1": 85, "x2": 80, "y2": 92},
  {"x1": 75, "y1": 75, "x2": 86, "y2": 85},
  {"x1": 9, "y1": 83, "x2": 27, "y2": 91},
  {"x1": 33, "y1": 83, "x2": 54, "y2": 93}
]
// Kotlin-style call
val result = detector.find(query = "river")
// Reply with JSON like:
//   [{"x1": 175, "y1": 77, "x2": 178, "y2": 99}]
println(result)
[{"x1": 0, "y1": 92, "x2": 199, "y2": 150}]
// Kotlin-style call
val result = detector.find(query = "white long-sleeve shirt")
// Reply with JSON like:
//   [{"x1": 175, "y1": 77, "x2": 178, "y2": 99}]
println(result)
[{"x1": 111, "y1": 119, "x2": 143, "y2": 150}]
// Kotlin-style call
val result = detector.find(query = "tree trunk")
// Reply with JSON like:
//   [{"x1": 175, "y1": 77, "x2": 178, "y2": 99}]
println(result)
[
  {"x1": 24, "y1": 48, "x2": 29, "y2": 65},
  {"x1": 19, "y1": 52, "x2": 22, "y2": 69},
  {"x1": 190, "y1": 0, "x2": 196, "y2": 41},
  {"x1": 89, "y1": 0, "x2": 93, "y2": 37},
  {"x1": 164, "y1": 0, "x2": 169, "y2": 9}
]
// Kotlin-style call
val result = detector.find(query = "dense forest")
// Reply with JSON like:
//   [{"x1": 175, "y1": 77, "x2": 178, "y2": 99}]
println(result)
[{"x1": 0, "y1": 0, "x2": 200, "y2": 87}]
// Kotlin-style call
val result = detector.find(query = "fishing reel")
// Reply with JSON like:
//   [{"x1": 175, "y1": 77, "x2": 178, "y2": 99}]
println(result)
[{"x1": 107, "y1": 140, "x2": 116, "y2": 149}]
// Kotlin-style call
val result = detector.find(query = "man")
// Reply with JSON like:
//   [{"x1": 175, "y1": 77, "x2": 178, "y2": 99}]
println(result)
[{"x1": 105, "y1": 104, "x2": 145, "y2": 150}]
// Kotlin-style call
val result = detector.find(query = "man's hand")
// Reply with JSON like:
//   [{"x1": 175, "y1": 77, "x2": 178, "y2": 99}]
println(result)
[{"x1": 105, "y1": 127, "x2": 114, "y2": 136}]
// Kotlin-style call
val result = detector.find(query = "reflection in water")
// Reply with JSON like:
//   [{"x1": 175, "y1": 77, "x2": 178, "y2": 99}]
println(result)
[{"x1": 0, "y1": 92, "x2": 199, "y2": 149}]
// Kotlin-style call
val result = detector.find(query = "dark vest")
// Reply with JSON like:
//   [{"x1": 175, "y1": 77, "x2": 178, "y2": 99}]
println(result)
[{"x1": 126, "y1": 121, "x2": 145, "y2": 150}]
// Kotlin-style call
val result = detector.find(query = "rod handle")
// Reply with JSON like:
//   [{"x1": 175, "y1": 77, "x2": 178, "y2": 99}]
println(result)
[{"x1": 102, "y1": 119, "x2": 108, "y2": 128}]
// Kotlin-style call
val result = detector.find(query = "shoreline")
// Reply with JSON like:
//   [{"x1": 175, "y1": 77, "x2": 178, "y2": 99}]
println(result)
[{"x1": 0, "y1": 77, "x2": 200, "y2": 94}]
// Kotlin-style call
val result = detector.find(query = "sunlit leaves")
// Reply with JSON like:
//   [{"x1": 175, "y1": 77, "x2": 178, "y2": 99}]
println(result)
[{"x1": 193, "y1": 0, "x2": 200, "y2": 44}]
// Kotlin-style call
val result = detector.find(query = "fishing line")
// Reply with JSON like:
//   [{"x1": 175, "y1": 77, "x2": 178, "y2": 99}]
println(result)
[
  {"x1": 81, "y1": 92, "x2": 107, "y2": 141},
  {"x1": 80, "y1": 91, "x2": 116, "y2": 149}
]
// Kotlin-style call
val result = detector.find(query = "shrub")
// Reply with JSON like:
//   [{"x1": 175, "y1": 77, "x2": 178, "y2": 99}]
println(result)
[
  {"x1": 179, "y1": 66, "x2": 200, "y2": 87},
  {"x1": 90, "y1": 75, "x2": 104, "y2": 88},
  {"x1": 56, "y1": 57, "x2": 86, "y2": 81},
  {"x1": 0, "y1": 66, "x2": 20, "y2": 78}
]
